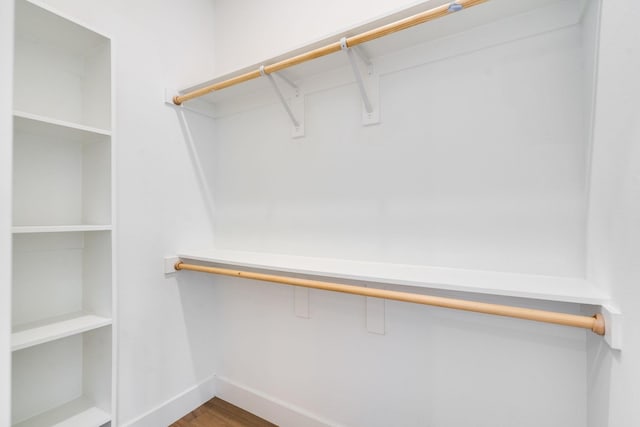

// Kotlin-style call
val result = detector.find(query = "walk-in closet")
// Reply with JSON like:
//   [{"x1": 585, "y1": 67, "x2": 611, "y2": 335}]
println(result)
[{"x1": 1, "y1": 0, "x2": 638, "y2": 426}]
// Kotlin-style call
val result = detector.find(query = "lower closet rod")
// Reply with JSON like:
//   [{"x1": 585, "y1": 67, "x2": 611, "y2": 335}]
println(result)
[{"x1": 175, "y1": 261, "x2": 605, "y2": 335}]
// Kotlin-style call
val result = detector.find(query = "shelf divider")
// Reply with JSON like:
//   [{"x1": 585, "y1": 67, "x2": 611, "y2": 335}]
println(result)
[
  {"x1": 13, "y1": 110, "x2": 111, "y2": 142},
  {"x1": 12, "y1": 225, "x2": 112, "y2": 234}
]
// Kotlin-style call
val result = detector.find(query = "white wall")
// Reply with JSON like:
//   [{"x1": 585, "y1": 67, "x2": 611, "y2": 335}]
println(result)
[
  {"x1": 211, "y1": 23, "x2": 589, "y2": 276},
  {"x1": 586, "y1": 0, "x2": 640, "y2": 426},
  {"x1": 198, "y1": 1, "x2": 595, "y2": 426},
  {"x1": 212, "y1": 0, "x2": 435, "y2": 76},
  {"x1": 27, "y1": 0, "x2": 218, "y2": 424},
  {"x1": 0, "y1": 0, "x2": 14, "y2": 425},
  {"x1": 5, "y1": 1, "x2": 635, "y2": 426}
]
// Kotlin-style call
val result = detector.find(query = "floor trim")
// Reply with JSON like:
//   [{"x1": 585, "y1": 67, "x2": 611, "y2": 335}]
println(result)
[
  {"x1": 121, "y1": 375, "x2": 216, "y2": 427},
  {"x1": 214, "y1": 376, "x2": 339, "y2": 427}
]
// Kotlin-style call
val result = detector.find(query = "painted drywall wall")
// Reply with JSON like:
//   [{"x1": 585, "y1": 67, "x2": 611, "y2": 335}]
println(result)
[
  {"x1": 212, "y1": 0, "x2": 438, "y2": 77},
  {"x1": 586, "y1": 0, "x2": 640, "y2": 425},
  {"x1": 197, "y1": 1, "x2": 595, "y2": 426},
  {"x1": 211, "y1": 23, "x2": 589, "y2": 276},
  {"x1": 26, "y1": 0, "x2": 218, "y2": 424},
  {"x1": 0, "y1": 0, "x2": 14, "y2": 425}
]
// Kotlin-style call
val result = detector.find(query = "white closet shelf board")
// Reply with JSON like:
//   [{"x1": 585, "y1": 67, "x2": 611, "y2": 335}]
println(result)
[
  {"x1": 12, "y1": 397, "x2": 110, "y2": 427},
  {"x1": 12, "y1": 225, "x2": 112, "y2": 234},
  {"x1": 13, "y1": 111, "x2": 110, "y2": 143},
  {"x1": 178, "y1": 0, "x2": 586, "y2": 106},
  {"x1": 178, "y1": 249, "x2": 608, "y2": 305},
  {"x1": 12, "y1": 314, "x2": 112, "y2": 352}
]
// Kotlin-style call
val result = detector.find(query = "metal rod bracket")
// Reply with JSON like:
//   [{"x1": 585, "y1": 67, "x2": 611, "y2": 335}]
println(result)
[
  {"x1": 260, "y1": 65, "x2": 305, "y2": 138},
  {"x1": 340, "y1": 38, "x2": 380, "y2": 126}
]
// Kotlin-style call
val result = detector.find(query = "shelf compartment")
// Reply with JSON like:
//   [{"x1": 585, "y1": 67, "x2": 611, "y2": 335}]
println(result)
[
  {"x1": 12, "y1": 330, "x2": 112, "y2": 426},
  {"x1": 13, "y1": 0, "x2": 111, "y2": 129},
  {"x1": 178, "y1": 249, "x2": 609, "y2": 305},
  {"x1": 12, "y1": 231, "x2": 112, "y2": 328},
  {"x1": 13, "y1": 114, "x2": 111, "y2": 227},
  {"x1": 12, "y1": 313, "x2": 112, "y2": 352}
]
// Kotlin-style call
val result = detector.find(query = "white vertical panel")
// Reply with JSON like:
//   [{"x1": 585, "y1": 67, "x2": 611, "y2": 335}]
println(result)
[
  {"x1": 11, "y1": 336, "x2": 83, "y2": 425},
  {"x1": 83, "y1": 327, "x2": 112, "y2": 414},
  {"x1": 12, "y1": 131, "x2": 83, "y2": 226},
  {"x1": 83, "y1": 231, "x2": 112, "y2": 318},
  {"x1": 82, "y1": 43, "x2": 112, "y2": 130},
  {"x1": 12, "y1": 233, "x2": 84, "y2": 326},
  {"x1": 13, "y1": 38, "x2": 84, "y2": 125},
  {"x1": 586, "y1": 0, "x2": 640, "y2": 425},
  {"x1": 0, "y1": 0, "x2": 13, "y2": 424},
  {"x1": 82, "y1": 139, "x2": 112, "y2": 225}
]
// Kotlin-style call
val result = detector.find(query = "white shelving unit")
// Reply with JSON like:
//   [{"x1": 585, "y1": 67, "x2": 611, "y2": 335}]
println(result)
[
  {"x1": 11, "y1": 1, "x2": 114, "y2": 426},
  {"x1": 178, "y1": 249, "x2": 609, "y2": 305}
]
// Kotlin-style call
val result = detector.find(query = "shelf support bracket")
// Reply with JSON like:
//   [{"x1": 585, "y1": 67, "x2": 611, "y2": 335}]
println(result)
[
  {"x1": 340, "y1": 37, "x2": 380, "y2": 126},
  {"x1": 366, "y1": 294, "x2": 386, "y2": 335},
  {"x1": 260, "y1": 66, "x2": 305, "y2": 138},
  {"x1": 294, "y1": 287, "x2": 310, "y2": 319},
  {"x1": 600, "y1": 304, "x2": 622, "y2": 350}
]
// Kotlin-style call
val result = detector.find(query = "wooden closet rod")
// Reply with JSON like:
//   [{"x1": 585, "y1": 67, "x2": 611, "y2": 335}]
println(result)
[
  {"x1": 175, "y1": 261, "x2": 606, "y2": 335},
  {"x1": 173, "y1": 0, "x2": 488, "y2": 105}
]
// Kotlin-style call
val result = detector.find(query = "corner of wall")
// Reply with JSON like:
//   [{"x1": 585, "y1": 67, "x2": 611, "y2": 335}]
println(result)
[{"x1": 120, "y1": 375, "x2": 216, "y2": 427}]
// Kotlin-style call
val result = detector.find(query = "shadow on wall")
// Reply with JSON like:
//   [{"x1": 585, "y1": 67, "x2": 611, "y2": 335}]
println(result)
[
  {"x1": 173, "y1": 269, "x2": 222, "y2": 380},
  {"x1": 587, "y1": 333, "x2": 617, "y2": 427},
  {"x1": 175, "y1": 108, "x2": 218, "y2": 231}
]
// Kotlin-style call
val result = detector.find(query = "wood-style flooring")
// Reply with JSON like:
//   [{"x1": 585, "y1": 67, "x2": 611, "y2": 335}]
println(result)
[{"x1": 170, "y1": 397, "x2": 277, "y2": 427}]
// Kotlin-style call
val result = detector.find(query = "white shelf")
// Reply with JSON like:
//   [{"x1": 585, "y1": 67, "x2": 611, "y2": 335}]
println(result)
[
  {"x1": 13, "y1": 397, "x2": 110, "y2": 427},
  {"x1": 181, "y1": 0, "x2": 586, "y2": 106},
  {"x1": 12, "y1": 225, "x2": 112, "y2": 234},
  {"x1": 14, "y1": 111, "x2": 110, "y2": 141},
  {"x1": 12, "y1": 314, "x2": 112, "y2": 352},
  {"x1": 178, "y1": 249, "x2": 609, "y2": 305}
]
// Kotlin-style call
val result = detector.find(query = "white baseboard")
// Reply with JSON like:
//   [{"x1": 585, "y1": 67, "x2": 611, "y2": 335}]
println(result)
[
  {"x1": 121, "y1": 374, "x2": 340, "y2": 427},
  {"x1": 214, "y1": 376, "x2": 339, "y2": 427},
  {"x1": 121, "y1": 374, "x2": 216, "y2": 427}
]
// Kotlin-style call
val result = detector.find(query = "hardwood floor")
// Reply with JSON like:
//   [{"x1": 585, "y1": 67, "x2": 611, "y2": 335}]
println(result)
[{"x1": 170, "y1": 397, "x2": 277, "y2": 427}]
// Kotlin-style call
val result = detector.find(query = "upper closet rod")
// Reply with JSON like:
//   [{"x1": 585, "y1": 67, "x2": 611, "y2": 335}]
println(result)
[
  {"x1": 174, "y1": 261, "x2": 606, "y2": 336},
  {"x1": 173, "y1": 0, "x2": 488, "y2": 105}
]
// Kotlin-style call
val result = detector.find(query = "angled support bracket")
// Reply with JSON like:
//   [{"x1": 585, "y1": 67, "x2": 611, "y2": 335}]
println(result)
[
  {"x1": 340, "y1": 37, "x2": 380, "y2": 126},
  {"x1": 260, "y1": 66, "x2": 305, "y2": 138}
]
